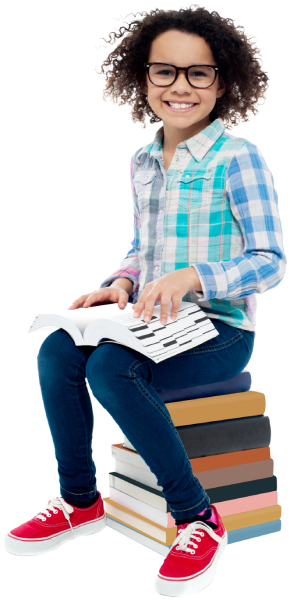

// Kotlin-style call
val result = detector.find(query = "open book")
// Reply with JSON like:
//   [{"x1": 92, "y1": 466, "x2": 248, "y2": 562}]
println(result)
[{"x1": 28, "y1": 301, "x2": 219, "y2": 364}]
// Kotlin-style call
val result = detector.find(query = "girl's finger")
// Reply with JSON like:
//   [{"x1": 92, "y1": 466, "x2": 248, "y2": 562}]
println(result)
[
  {"x1": 159, "y1": 294, "x2": 172, "y2": 325},
  {"x1": 170, "y1": 293, "x2": 182, "y2": 320},
  {"x1": 133, "y1": 300, "x2": 145, "y2": 318},
  {"x1": 68, "y1": 301, "x2": 78, "y2": 310}
]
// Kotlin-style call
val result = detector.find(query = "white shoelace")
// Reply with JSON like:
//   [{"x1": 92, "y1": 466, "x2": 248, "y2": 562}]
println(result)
[
  {"x1": 35, "y1": 497, "x2": 74, "y2": 533},
  {"x1": 173, "y1": 521, "x2": 222, "y2": 554}
]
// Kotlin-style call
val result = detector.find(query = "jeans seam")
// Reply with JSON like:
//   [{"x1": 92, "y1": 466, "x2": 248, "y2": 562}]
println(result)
[
  {"x1": 60, "y1": 485, "x2": 97, "y2": 496},
  {"x1": 129, "y1": 360, "x2": 205, "y2": 520},
  {"x1": 127, "y1": 331, "x2": 243, "y2": 374},
  {"x1": 181, "y1": 331, "x2": 244, "y2": 355},
  {"x1": 70, "y1": 356, "x2": 97, "y2": 496}
]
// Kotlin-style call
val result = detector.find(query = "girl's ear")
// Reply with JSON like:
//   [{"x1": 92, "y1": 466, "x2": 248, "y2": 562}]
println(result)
[
  {"x1": 139, "y1": 74, "x2": 148, "y2": 96},
  {"x1": 140, "y1": 83, "x2": 148, "y2": 96}
]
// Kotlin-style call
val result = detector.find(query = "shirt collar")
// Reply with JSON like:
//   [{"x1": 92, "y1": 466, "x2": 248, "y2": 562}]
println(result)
[{"x1": 136, "y1": 117, "x2": 225, "y2": 164}]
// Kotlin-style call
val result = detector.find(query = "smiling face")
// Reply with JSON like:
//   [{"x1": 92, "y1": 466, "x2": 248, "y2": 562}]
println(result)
[{"x1": 142, "y1": 30, "x2": 226, "y2": 144}]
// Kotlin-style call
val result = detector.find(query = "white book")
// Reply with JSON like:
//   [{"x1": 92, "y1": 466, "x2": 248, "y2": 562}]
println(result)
[
  {"x1": 107, "y1": 515, "x2": 172, "y2": 557},
  {"x1": 109, "y1": 472, "x2": 169, "y2": 513},
  {"x1": 109, "y1": 487, "x2": 175, "y2": 528},
  {"x1": 111, "y1": 444, "x2": 149, "y2": 470},
  {"x1": 28, "y1": 300, "x2": 219, "y2": 364},
  {"x1": 114, "y1": 458, "x2": 162, "y2": 491}
]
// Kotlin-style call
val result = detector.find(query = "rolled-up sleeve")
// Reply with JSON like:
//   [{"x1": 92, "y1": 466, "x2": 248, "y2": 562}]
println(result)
[
  {"x1": 99, "y1": 154, "x2": 141, "y2": 302},
  {"x1": 191, "y1": 142, "x2": 287, "y2": 300}
]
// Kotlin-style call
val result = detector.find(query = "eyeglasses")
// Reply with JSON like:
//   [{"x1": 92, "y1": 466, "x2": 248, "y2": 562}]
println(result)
[{"x1": 144, "y1": 63, "x2": 219, "y2": 89}]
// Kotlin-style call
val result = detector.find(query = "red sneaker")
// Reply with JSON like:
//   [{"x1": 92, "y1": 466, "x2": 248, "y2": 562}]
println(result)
[
  {"x1": 155, "y1": 505, "x2": 227, "y2": 596},
  {"x1": 5, "y1": 493, "x2": 106, "y2": 556}
]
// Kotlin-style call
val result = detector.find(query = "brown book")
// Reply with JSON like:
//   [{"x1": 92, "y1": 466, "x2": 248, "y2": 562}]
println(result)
[
  {"x1": 222, "y1": 505, "x2": 281, "y2": 531},
  {"x1": 196, "y1": 459, "x2": 273, "y2": 489}
]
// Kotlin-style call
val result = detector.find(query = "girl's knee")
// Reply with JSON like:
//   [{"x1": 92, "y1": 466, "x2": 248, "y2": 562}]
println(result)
[{"x1": 37, "y1": 329, "x2": 75, "y2": 372}]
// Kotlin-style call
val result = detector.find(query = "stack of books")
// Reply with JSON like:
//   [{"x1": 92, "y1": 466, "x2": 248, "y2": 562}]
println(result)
[{"x1": 104, "y1": 371, "x2": 281, "y2": 556}]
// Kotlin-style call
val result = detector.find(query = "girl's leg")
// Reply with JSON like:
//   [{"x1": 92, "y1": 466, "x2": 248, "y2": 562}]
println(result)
[
  {"x1": 37, "y1": 328, "x2": 98, "y2": 504},
  {"x1": 85, "y1": 321, "x2": 254, "y2": 522}
]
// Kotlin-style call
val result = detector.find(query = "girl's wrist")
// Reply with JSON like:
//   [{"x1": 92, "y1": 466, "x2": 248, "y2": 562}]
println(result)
[
  {"x1": 186, "y1": 266, "x2": 202, "y2": 292},
  {"x1": 109, "y1": 277, "x2": 134, "y2": 295}
]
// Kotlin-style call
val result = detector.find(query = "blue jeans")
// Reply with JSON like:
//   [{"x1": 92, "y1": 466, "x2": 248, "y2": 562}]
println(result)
[{"x1": 37, "y1": 319, "x2": 254, "y2": 521}]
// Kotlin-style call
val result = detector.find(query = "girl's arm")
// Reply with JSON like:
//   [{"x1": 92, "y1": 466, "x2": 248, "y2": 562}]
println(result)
[{"x1": 108, "y1": 276, "x2": 134, "y2": 295}]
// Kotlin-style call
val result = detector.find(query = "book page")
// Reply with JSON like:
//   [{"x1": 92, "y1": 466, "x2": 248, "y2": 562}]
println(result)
[
  {"x1": 31, "y1": 301, "x2": 218, "y2": 361},
  {"x1": 107, "y1": 301, "x2": 218, "y2": 362},
  {"x1": 35, "y1": 303, "x2": 133, "y2": 336}
]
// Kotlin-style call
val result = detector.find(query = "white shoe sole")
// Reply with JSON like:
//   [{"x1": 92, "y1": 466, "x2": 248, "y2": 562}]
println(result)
[{"x1": 4, "y1": 514, "x2": 107, "y2": 556}]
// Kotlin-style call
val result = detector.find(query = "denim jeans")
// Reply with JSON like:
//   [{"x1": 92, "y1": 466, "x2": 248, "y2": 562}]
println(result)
[{"x1": 37, "y1": 319, "x2": 254, "y2": 521}]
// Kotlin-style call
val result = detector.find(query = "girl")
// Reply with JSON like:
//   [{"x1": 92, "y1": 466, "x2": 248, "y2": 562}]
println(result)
[{"x1": 5, "y1": 5, "x2": 286, "y2": 596}]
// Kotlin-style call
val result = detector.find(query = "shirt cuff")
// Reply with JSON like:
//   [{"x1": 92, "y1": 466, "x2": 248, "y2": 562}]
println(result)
[{"x1": 190, "y1": 263, "x2": 229, "y2": 301}]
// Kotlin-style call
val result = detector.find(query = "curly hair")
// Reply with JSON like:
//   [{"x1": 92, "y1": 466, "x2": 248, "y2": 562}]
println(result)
[{"x1": 96, "y1": 5, "x2": 269, "y2": 129}]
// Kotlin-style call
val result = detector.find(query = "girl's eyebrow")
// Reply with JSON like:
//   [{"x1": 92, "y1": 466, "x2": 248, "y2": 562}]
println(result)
[{"x1": 150, "y1": 60, "x2": 209, "y2": 65}]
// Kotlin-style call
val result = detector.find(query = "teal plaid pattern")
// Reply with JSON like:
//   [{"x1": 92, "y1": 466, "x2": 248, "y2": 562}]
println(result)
[{"x1": 100, "y1": 118, "x2": 286, "y2": 331}]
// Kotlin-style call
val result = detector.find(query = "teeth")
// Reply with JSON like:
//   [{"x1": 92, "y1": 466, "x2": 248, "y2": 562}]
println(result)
[{"x1": 168, "y1": 102, "x2": 195, "y2": 109}]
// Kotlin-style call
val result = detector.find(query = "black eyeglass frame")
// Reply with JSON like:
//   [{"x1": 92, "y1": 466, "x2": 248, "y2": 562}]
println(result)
[{"x1": 144, "y1": 62, "x2": 219, "y2": 89}]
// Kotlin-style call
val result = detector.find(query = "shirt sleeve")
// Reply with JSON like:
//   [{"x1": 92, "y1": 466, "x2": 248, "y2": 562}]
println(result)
[
  {"x1": 99, "y1": 154, "x2": 141, "y2": 303},
  {"x1": 191, "y1": 142, "x2": 287, "y2": 301}
]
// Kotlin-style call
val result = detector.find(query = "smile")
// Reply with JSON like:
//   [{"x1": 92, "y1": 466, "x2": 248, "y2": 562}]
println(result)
[{"x1": 163, "y1": 101, "x2": 198, "y2": 112}]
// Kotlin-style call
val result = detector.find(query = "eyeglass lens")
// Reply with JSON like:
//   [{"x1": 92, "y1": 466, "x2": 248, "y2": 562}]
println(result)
[{"x1": 149, "y1": 64, "x2": 216, "y2": 88}]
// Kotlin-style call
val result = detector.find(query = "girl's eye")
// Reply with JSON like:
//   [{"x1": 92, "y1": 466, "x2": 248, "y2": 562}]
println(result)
[{"x1": 191, "y1": 70, "x2": 207, "y2": 78}]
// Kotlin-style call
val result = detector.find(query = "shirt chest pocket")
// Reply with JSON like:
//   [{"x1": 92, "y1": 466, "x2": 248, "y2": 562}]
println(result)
[
  {"x1": 133, "y1": 171, "x2": 156, "y2": 211},
  {"x1": 177, "y1": 170, "x2": 213, "y2": 211}
]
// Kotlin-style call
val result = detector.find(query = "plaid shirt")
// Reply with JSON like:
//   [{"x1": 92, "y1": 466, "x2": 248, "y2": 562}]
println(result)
[{"x1": 100, "y1": 118, "x2": 286, "y2": 331}]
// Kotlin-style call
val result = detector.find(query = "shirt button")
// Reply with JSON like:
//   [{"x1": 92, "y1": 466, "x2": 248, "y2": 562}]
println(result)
[
  {"x1": 144, "y1": 176, "x2": 149, "y2": 181},
  {"x1": 208, "y1": 169, "x2": 212, "y2": 174},
  {"x1": 159, "y1": 209, "x2": 163, "y2": 214},
  {"x1": 155, "y1": 266, "x2": 159, "y2": 271},
  {"x1": 157, "y1": 238, "x2": 161, "y2": 243},
  {"x1": 179, "y1": 169, "x2": 183, "y2": 173},
  {"x1": 185, "y1": 174, "x2": 190, "y2": 179}
]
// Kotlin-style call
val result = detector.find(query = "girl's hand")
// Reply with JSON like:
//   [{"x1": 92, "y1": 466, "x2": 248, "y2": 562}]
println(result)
[
  {"x1": 132, "y1": 267, "x2": 202, "y2": 324},
  {"x1": 68, "y1": 286, "x2": 129, "y2": 310}
]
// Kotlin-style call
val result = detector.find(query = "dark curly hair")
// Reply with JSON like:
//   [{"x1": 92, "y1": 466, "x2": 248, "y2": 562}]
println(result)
[{"x1": 96, "y1": 5, "x2": 269, "y2": 129}]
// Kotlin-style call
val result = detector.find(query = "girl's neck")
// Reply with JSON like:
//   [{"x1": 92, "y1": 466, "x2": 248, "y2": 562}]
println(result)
[{"x1": 162, "y1": 115, "x2": 211, "y2": 154}]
